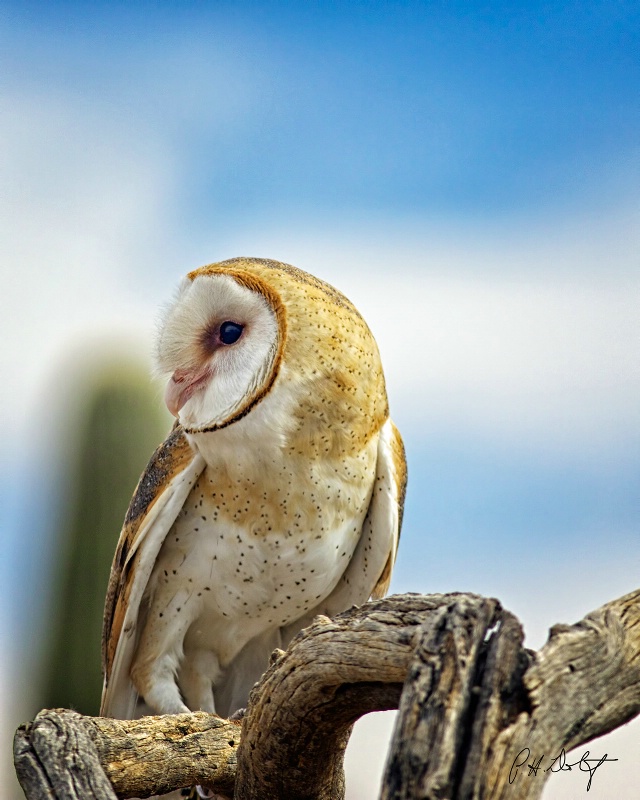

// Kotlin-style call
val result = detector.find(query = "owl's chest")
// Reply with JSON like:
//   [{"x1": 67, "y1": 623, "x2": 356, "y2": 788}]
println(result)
[{"x1": 150, "y1": 447, "x2": 376, "y2": 636}]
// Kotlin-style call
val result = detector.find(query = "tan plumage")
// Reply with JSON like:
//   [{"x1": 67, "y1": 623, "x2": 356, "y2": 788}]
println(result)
[{"x1": 101, "y1": 257, "x2": 406, "y2": 720}]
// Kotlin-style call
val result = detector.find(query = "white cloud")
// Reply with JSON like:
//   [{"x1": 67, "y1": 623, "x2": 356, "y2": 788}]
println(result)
[
  {"x1": 0, "y1": 88, "x2": 177, "y2": 458},
  {"x1": 366, "y1": 273, "x2": 638, "y2": 450},
  {"x1": 3, "y1": 176, "x2": 639, "y2": 465},
  {"x1": 3, "y1": 82, "x2": 638, "y2": 464}
]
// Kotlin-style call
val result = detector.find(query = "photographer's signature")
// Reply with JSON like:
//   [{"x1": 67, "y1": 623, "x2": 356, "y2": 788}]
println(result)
[{"x1": 509, "y1": 747, "x2": 618, "y2": 792}]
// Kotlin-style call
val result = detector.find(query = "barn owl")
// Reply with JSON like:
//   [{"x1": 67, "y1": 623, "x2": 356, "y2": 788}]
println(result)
[{"x1": 101, "y1": 257, "x2": 406, "y2": 722}]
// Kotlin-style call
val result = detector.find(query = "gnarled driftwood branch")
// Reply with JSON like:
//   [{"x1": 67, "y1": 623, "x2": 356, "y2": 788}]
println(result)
[{"x1": 14, "y1": 589, "x2": 640, "y2": 799}]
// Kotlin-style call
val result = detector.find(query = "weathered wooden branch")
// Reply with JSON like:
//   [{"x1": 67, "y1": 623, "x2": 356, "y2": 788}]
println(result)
[
  {"x1": 100, "y1": 713, "x2": 238, "y2": 796},
  {"x1": 14, "y1": 711, "x2": 240, "y2": 799},
  {"x1": 380, "y1": 595, "x2": 530, "y2": 799},
  {"x1": 483, "y1": 588, "x2": 640, "y2": 800},
  {"x1": 14, "y1": 589, "x2": 640, "y2": 800}
]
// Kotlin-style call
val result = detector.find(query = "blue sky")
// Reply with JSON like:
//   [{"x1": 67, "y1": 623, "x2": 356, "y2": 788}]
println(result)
[
  {"x1": 1, "y1": 2, "x2": 639, "y2": 798},
  {"x1": 4, "y1": 0, "x2": 639, "y2": 222}
]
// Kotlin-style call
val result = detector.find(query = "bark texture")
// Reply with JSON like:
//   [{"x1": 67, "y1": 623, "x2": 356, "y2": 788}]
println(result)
[
  {"x1": 14, "y1": 709, "x2": 118, "y2": 800},
  {"x1": 380, "y1": 595, "x2": 530, "y2": 799},
  {"x1": 14, "y1": 711, "x2": 239, "y2": 799},
  {"x1": 14, "y1": 590, "x2": 640, "y2": 800},
  {"x1": 483, "y1": 588, "x2": 640, "y2": 800},
  {"x1": 234, "y1": 595, "x2": 448, "y2": 800}
]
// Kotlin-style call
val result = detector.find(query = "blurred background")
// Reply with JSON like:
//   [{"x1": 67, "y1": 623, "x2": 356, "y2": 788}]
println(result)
[{"x1": 1, "y1": 2, "x2": 638, "y2": 798}]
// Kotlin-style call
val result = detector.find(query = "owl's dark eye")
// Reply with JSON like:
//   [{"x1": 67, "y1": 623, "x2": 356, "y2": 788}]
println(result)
[{"x1": 219, "y1": 321, "x2": 244, "y2": 345}]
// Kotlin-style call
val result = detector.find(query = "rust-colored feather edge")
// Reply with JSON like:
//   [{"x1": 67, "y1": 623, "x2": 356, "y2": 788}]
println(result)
[{"x1": 101, "y1": 425, "x2": 200, "y2": 683}]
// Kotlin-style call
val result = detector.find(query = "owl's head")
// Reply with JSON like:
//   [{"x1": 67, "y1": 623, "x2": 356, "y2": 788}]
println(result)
[{"x1": 156, "y1": 266, "x2": 286, "y2": 433}]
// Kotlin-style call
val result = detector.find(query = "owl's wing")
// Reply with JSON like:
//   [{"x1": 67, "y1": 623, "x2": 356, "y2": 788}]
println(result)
[
  {"x1": 282, "y1": 417, "x2": 406, "y2": 641},
  {"x1": 101, "y1": 424, "x2": 206, "y2": 718},
  {"x1": 368, "y1": 418, "x2": 407, "y2": 599}
]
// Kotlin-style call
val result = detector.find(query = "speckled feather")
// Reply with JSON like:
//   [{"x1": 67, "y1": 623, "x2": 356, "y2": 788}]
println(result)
[
  {"x1": 102, "y1": 425, "x2": 201, "y2": 683},
  {"x1": 101, "y1": 257, "x2": 406, "y2": 720}
]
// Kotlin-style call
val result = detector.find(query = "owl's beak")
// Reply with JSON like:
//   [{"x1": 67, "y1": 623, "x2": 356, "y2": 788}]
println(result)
[{"x1": 165, "y1": 366, "x2": 212, "y2": 417}]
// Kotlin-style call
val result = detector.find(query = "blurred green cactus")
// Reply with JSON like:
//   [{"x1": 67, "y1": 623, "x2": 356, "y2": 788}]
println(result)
[{"x1": 42, "y1": 357, "x2": 169, "y2": 715}]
